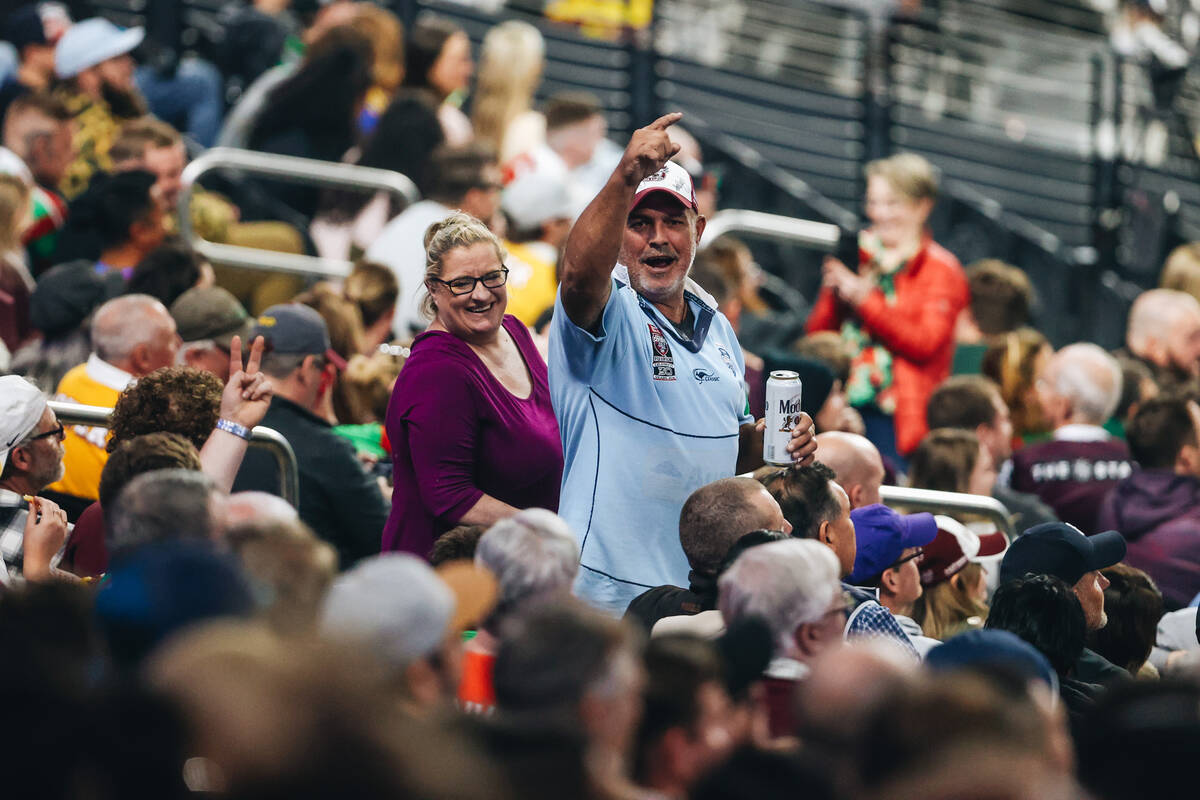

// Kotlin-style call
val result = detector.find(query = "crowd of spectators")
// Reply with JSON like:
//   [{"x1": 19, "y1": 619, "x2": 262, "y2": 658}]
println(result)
[{"x1": 4, "y1": 2, "x2": 1200, "y2": 798}]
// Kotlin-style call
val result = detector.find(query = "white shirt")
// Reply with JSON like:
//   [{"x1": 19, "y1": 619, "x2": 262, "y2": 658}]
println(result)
[
  {"x1": 363, "y1": 199, "x2": 453, "y2": 339},
  {"x1": 1053, "y1": 423, "x2": 1111, "y2": 443},
  {"x1": 85, "y1": 353, "x2": 135, "y2": 392}
]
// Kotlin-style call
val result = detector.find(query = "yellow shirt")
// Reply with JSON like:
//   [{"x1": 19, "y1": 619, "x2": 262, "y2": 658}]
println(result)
[
  {"x1": 47, "y1": 355, "x2": 133, "y2": 501},
  {"x1": 503, "y1": 241, "x2": 559, "y2": 327}
]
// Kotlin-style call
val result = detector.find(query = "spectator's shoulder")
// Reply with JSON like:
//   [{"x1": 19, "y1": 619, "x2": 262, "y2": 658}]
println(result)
[
  {"x1": 925, "y1": 240, "x2": 965, "y2": 273},
  {"x1": 400, "y1": 332, "x2": 481, "y2": 381},
  {"x1": 1011, "y1": 438, "x2": 1058, "y2": 463},
  {"x1": 845, "y1": 596, "x2": 918, "y2": 656}
]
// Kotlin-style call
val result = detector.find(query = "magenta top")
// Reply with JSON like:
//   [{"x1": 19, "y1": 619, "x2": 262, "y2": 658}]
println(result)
[{"x1": 382, "y1": 315, "x2": 563, "y2": 558}]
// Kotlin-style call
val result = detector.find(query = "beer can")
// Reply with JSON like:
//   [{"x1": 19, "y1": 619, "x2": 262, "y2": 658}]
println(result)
[{"x1": 764, "y1": 370, "x2": 803, "y2": 466}]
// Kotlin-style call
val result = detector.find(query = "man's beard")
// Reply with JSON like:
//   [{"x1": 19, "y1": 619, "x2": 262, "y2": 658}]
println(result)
[
  {"x1": 101, "y1": 81, "x2": 147, "y2": 120},
  {"x1": 625, "y1": 248, "x2": 695, "y2": 304},
  {"x1": 31, "y1": 455, "x2": 65, "y2": 492}
]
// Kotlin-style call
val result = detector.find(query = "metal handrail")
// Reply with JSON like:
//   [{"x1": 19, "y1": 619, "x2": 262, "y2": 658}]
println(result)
[
  {"x1": 880, "y1": 485, "x2": 1016, "y2": 540},
  {"x1": 178, "y1": 147, "x2": 421, "y2": 279},
  {"x1": 701, "y1": 209, "x2": 842, "y2": 250},
  {"x1": 48, "y1": 401, "x2": 300, "y2": 507}
]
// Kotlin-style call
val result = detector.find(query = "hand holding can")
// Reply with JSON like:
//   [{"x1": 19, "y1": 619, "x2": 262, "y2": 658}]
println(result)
[{"x1": 764, "y1": 371, "x2": 817, "y2": 467}]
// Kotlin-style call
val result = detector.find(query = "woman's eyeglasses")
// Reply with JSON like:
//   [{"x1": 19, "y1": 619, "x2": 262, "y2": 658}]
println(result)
[{"x1": 430, "y1": 268, "x2": 509, "y2": 296}]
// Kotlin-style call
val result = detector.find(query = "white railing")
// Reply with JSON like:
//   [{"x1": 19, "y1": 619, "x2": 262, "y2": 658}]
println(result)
[{"x1": 178, "y1": 147, "x2": 420, "y2": 279}]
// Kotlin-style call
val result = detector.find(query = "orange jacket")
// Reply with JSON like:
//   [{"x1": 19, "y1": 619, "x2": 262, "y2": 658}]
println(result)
[{"x1": 806, "y1": 239, "x2": 967, "y2": 454}]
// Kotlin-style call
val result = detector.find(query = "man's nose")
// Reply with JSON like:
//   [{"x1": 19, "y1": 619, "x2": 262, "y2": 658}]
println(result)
[{"x1": 649, "y1": 220, "x2": 670, "y2": 245}]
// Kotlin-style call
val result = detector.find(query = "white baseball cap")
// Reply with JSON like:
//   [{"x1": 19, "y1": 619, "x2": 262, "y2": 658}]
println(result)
[
  {"x1": 631, "y1": 159, "x2": 698, "y2": 211},
  {"x1": 55, "y1": 17, "x2": 144, "y2": 80},
  {"x1": 0, "y1": 375, "x2": 48, "y2": 471},
  {"x1": 502, "y1": 147, "x2": 572, "y2": 231},
  {"x1": 320, "y1": 554, "x2": 497, "y2": 668}
]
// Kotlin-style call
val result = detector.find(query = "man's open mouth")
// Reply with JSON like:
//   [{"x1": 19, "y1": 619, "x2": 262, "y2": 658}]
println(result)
[{"x1": 643, "y1": 255, "x2": 676, "y2": 269}]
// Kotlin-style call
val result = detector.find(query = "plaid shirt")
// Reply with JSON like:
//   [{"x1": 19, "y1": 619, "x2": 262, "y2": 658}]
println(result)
[
  {"x1": 0, "y1": 488, "x2": 67, "y2": 581},
  {"x1": 0, "y1": 488, "x2": 30, "y2": 579},
  {"x1": 844, "y1": 582, "x2": 919, "y2": 659}
]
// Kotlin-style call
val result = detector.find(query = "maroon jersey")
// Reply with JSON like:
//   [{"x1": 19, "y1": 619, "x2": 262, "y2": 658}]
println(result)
[{"x1": 1009, "y1": 438, "x2": 1135, "y2": 534}]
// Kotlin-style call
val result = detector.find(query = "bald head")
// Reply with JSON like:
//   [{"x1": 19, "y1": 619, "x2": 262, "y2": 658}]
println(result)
[
  {"x1": 815, "y1": 431, "x2": 885, "y2": 509},
  {"x1": 91, "y1": 294, "x2": 180, "y2": 376},
  {"x1": 796, "y1": 642, "x2": 918, "y2": 745},
  {"x1": 679, "y1": 476, "x2": 789, "y2": 575},
  {"x1": 1127, "y1": 289, "x2": 1200, "y2": 377},
  {"x1": 2, "y1": 94, "x2": 72, "y2": 187},
  {"x1": 225, "y1": 492, "x2": 300, "y2": 530},
  {"x1": 1040, "y1": 343, "x2": 1123, "y2": 428}
]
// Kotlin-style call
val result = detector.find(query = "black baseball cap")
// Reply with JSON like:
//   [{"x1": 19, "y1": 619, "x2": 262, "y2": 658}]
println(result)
[
  {"x1": 999, "y1": 522, "x2": 1126, "y2": 587},
  {"x1": 5, "y1": 6, "x2": 48, "y2": 50},
  {"x1": 250, "y1": 303, "x2": 347, "y2": 371}
]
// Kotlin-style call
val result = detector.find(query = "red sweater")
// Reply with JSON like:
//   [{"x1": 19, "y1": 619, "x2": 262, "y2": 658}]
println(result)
[{"x1": 806, "y1": 240, "x2": 967, "y2": 454}]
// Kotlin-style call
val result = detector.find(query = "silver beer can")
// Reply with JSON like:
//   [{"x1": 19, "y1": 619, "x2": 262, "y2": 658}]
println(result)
[{"x1": 764, "y1": 370, "x2": 803, "y2": 466}]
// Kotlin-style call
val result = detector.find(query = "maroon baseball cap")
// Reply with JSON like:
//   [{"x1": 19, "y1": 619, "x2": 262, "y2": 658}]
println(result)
[{"x1": 918, "y1": 516, "x2": 978, "y2": 587}]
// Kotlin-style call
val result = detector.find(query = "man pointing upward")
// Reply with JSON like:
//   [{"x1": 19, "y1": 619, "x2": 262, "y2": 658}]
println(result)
[{"x1": 549, "y1": 113, "x2": 818, "y2": 614}]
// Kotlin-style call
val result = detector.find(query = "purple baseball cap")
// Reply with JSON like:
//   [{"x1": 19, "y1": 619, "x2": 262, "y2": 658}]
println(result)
[{"x1": 849, "y1": 503, "x2": 938, "y2": 584}]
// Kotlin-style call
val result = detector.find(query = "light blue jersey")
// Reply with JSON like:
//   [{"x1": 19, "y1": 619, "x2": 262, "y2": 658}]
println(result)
[{"x1": 549, "y1": 271, "x2": 754, "y2": 615}]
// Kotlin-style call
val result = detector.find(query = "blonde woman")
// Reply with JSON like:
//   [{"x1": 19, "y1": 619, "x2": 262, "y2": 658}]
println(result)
[
  {"x1": 807, "y1": 153, "x2": 968, "y2": 463},
  {"x1": 349, "y1": 4, "x2": 407, "y2": 135},
  {"x1": 1160, "y1": 241, "x2": 1200, "y2": 303},
  {"x1": 382, "y1": 213, "x2": 563, "y2": 558},
  {"x1": 913, "y1": 516, "x2": 991, "y2": 640},
  {"x1": 982, "y1": 327, "x2": 1053, "y2": 446},
  {"x1": 471, "y1": 21, "x2": 546, "y2": 163},
  {"x1": 0, "y1": 174, "x2": 33, "y2": 353}
]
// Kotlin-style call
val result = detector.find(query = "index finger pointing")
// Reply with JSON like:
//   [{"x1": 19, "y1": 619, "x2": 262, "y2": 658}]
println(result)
[
  {"x1": 647, "y1": 112, "x2": 683, "y2": 131},
  {"x1": 245, "y1": 335, "x2": 265, "y2": 375}
]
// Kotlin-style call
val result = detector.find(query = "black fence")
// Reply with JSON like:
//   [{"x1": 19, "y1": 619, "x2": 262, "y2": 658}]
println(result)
[{"x1": 74, "y1": 0, "x2": 1200, "y2": 348}]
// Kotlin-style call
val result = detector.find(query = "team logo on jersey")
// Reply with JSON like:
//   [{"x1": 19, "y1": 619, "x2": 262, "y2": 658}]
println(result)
[
  {"x1": 648, "y1": 323, "x2": 675, "y2": 381},
  {"x1": 693, "y1": 368, "x2": 720, "y2": 383},
  {"x1": 717, "y1": 346, "x2": 738, "y2": 377}
]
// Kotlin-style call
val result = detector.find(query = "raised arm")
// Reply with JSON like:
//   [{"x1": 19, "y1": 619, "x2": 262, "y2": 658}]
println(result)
[
  {"x1": 559, "y1": 112, "x2": 683, "y2": 333},
  {"x1": 200, "y1": 336, "x2": 273, "y2": 492}
]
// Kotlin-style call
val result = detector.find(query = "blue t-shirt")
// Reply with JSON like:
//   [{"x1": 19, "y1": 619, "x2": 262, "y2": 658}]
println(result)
[{"x1": 549, "y1": 273, "x2": 753, "y2": 615}]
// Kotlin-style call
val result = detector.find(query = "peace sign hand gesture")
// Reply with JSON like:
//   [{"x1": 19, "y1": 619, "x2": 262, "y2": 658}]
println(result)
[
  {"x1": 619, "y1": 112, "x2": 683, "y2": 188},
  {"x1": 219, "y1": 335, "x2": 274, "y2": 429}
]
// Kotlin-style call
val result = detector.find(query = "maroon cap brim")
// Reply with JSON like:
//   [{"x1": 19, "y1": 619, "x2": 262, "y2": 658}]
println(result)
[
  {"x1": 325, "y1": 348, "x2": 348, "y2": 373},
  {"x1": 631, "y1": 186, "x2": 697, "y2": 212}
]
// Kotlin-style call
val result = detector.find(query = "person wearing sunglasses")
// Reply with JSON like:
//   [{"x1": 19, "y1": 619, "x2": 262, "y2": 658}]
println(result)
[
  {"x1": 846, "y1": 503, "x2": 941, "y2": 656},
  {"x1": 382, "y1": 212, "x2": 563, "y2": 560},
  {"x1": 0, "y1": 374, "x2": 70, "y2": 583}
]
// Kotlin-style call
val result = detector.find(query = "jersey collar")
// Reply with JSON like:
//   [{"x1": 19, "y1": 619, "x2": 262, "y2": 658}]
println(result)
[{"x1": 613, "y1": 264, "x2": 717, "y2": 353}]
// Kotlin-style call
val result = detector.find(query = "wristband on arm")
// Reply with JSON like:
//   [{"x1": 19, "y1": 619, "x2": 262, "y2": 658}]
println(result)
[{"x1": 216, "y1": 418, "x2": 253, "y2": 441}]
